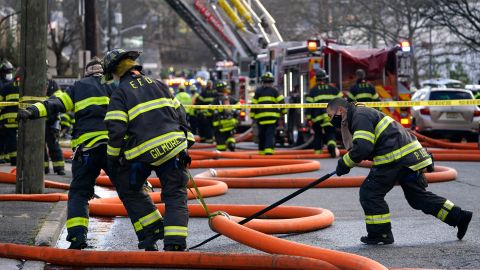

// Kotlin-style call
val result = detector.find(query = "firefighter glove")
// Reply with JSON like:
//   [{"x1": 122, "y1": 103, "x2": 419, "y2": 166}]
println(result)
[
  {"x1": 335, "y1": 158, "x2": 351, "y2": 176},
  {"x1": 17, "y1": 109, "x2": 34, "y2": 121},
  {"x1": 178, "y1": 150, "x2": 191, "y2": 168}
]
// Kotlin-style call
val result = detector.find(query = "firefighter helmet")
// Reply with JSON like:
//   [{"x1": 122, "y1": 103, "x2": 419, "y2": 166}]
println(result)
[
  {"x1": 355, "y1": 69, "x2": 366, "y2": 80},
  {"x1": 102, "y1": 48, "x2": 141, "y2": 81},
  {"x1": 215, "y1": 81, "x2": 230, "y2": 94},
  {"x1": 316, "y1": 69, "x2": 329, "y2": 81},
  {"x1": 0, "y1": 60, "x2": 14, "y2": 73},
  {"x1": 261, "y1": 72, "x2": 274, "y2": 83}
]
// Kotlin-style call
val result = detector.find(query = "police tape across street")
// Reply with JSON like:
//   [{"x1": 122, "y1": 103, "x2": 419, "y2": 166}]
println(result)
[{"x1": 2, "y1": 98, "x2": 480, "y2": 110}]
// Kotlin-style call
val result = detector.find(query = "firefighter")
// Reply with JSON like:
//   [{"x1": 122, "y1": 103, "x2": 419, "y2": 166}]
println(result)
[
  {"x1": 0, "y1": 64, "x2": 19, "y2": 166},
  {"x1": 175, "y1": 84, "x2": 193, "y2": 125},
  {"x1": 197, "y1": 80, "x2": 216, "y2": 143},
  {"x1": 189, "y1": 84, "x2": 199, "y2": 134},
  {"x1": 327, "y1": 97, "x2": 473, "y2": 245},
  {"x1": 0, "y1": 60, "x2": 14, "y2": 164},
  {"x1": 44, "y1": 79, "x2": 65, "y2": 175},
  {"x1": 212, "y1": 81, "x2": 239, "y2": 151},
  {"x1": 251, "y1": 72, "x2": 286, "y2": 155},
  {"x1": 59, "y1": 111, "x2": 74, "y2": 139},
  {"x1": 17, "y1": 56, "x2": 115, "y2": 249},
  {"x1": 306, "y1": 69, "x2": 341, "y2": 157},
  {"x1": 347, "y1": 69, "x2": 379, "y2": 102},
  {"x1": 102, "y1": 49, "x2": 195, "y2": 251}
]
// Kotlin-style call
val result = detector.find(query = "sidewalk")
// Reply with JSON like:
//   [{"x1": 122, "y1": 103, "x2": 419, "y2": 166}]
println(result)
[{"x1": 0, "y1": 163, "x2": 72, "y2": 269}]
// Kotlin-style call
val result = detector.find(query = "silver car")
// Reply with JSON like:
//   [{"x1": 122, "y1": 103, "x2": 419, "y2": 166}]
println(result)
[{"x1": 411, "y1": 88, "x2": 480, "y2": 141}]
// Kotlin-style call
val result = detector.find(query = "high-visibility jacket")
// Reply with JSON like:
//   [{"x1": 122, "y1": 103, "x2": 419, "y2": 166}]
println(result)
[
  {"x1": 175, "y1": 92, "x2": 193, "y2": 115},
  {"x1": 0, "y1": 78, "x2": 20, "y2": 129},
  {"x1": 306, "y1": 83, "x2": 342, "y2": 126},
  {"x1": 197, "y1": 88, "x2": 217, "y2": 116},
  {"x1": 475, "y1": 91, "x2": 480, "y2": 99},
  {"x1": 212, "y1": 95, "x2": 239, "y2": 133},
  {"x1": 251, "y1": 85, "x2": 286, "y2": 125},
  {"x1": 347, "y1": 80, "x2": 379, "y2": 102},
  {"x1": 29, "y1": 75, "x2": 114, "y2": 150},
  {"x1": 105, "y1": 70, "x2": 195, "y2": 166},
  {"x1": 341, "y1": 105, "x2": 432, "y2": 171}
]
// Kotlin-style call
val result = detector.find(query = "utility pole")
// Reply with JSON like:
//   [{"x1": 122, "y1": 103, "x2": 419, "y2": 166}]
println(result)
[
  {"x1": 84, "y1": 0, "x2": 98, "y2": 56},
  {"x1": 16, "y1": 0, "x2": 47, "y2": 194}
]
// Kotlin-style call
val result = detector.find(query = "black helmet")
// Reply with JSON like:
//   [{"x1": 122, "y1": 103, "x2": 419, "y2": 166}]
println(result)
[
  {"x1": 215, "y1": 81, "x2": 230, "y2": 94},
  {"x1": 355, "y1": 69, "x2": 366, "y2": 80},
  {"x1": 0, "y1": 60, "x2": 14, "y2": 73},
  {"x1": 102, "y1": 48, "x2": 141, "y2": 81},
  {"x1": 261, "y1": 72, "x2": 274, "y2": 83},
  {"x1": 315, "y1": 69, "x2": 329, "y2": 81}
]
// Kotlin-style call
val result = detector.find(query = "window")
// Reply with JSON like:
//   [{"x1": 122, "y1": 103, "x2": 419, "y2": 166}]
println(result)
[{"x1": 429, "y1": 91, "x2": 472, "y2": 100}]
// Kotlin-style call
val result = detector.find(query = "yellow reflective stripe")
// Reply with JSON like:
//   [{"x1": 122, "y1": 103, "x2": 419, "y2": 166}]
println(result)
[
  {"x1": 4, "y1": 124, "x2": 18, "y2": 128},
  {"x1": 408, "y1": 158, "x2": 433, "y2": 171},
  {"x1": 277, "y1": 95, "x2": 285, "y2": 102},
  {"x1": 252, "y1": 98, "x2": 258, "y2": 104},
  {"x1": 187, "y1": 132, "x2": 195, "y2": 142},
  {"x1": 226, "y1": 137, "x2": 235, "y2": 143},
  {"x1": 259, "y1": 120, "x2": 277, "y2": 125},
  {"x1": 353, "y1": 130, "x2": 375, "y2": 144},
  {"x1": 128, "y1": 98, "x2": 176, "y2": 121},
  {"x1": 365, "y1": 213, "x2": 391, "y2": 224},
  {"x1": 71, "y1": 131, "x2": 109, "y2": 148},
  {"x1": 124, "y1": 131, "x2": 185, "y2": 160},
  {"x1": 33, "y1": 103, "x2": 47, "y2": 117},
  {"x1": 107, "y1": 145, "x2": 121, "y2": 156},
  {"x1": 57, "y1": 92, "x2": 74, "y2": 111},
  {"x1": 216, "y1": 144, "x2": 227, "y2": 150},
  {"x1": 320, "y1": 121, "x2": 333, "y2": 127},
  {"x1": 85, "y1": 135, "x2": 109, "y2": 148},
  {"x1": 327, "y1": 140, "x2": 336, "y2": 146},
  {"x1": 306, "y1": 96, "x2": 314, "y2": 103},
  {"x1": 313, "y1": 94, "x2": 340, "y2": 102},
  {"x1": 443, "y1": 200, "x2": 454, "y2": 210},
  {"x1": 257, "y1": 96, "x2": 277, "y2": 103},
  {"x1": 436, "y1": 200, "x2": 454, "y2": 221},
  {"x1": 8, "y1": 151, "x2": 17, "y2": 157},
  {"x1": 105, "y1": 110, "x2": 128, "y2": 122},
  {"x1": 74, "y1": 96, "x2": 109, "y2": 112},
  {"x1": 0, "y1": 112, "x2": 18, "y2": 120},
  {"x1": 6, "y1": 94, "x2": 19, "y2": 101},
  {"x1": 264, "y1": 148, "x2": 274, "y2": 154},
  {"x1": 343, "y1": 152, "x2": 356, "y2": 168},
  {"x1": 164, "y1": 226, "x2": 188, "y2": 237},
  {"x1": 374, "y1": 116, "x2": 394, "y2": 142},
  {"x1": 254, "y1": 112, "x2": 280, "y2": 119},
  {"x1": 150, "y1": 142, "x2": 186, "y2": 166},
  {"x1": 373, "y1": 140, "x2": 422, "y2": 165},
  {"x1": 347, "y1": 92, "x2": 355, "y2": 100},
  {"x1": 52, "y1": 161, "x2": 64, "y2": 167},
  {"x1": 173, "y1": 98, "x2": 181, "y2": 109},
  {"x1": 53, "y1": 90, "x2": 63, "y2": 97},
  {"x1": 66, "y1": 217, "x2": 89, "y2": 229},
  {"x1": 372, "y1": 93, "x2": 379, "y2": 100},
  {"x1": 139, "y1": 210, "x2": 162, "y2": 227},
  {"x1": 134, "y1": 221, "x2": 143, "y2": 232}
]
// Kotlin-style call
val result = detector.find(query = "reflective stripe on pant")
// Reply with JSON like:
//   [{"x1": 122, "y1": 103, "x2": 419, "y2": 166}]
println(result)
[
  {"x1": 0, "y1": 128, "x2": 7, "y2": 161},
  {"x1": 67, "y1": 144, "x2": 110, "y2": 240},
  {"x1": 44, "y1": 127, "x2": 65, "y2": 171},
  {"x1": 258, "y1": 123, "x2": 276, "y2": 154},
  {"x1": 360, "y1": 164, "x2": 463, "y2": 236},
  {"x1": 215, "y1": 129, "x2": 234, "y2": 151},
  {"x1": 312, "y1": 122, "x2": 335, "y2": 152}
]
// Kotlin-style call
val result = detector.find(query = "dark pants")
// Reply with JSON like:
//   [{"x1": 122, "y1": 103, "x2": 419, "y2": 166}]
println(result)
[
  {"x1": 359, "y1": 164, "x2": 463, "y2": 237},
  {"x1": 44, "y1": 127, "x2": 65, "y2": 172},
  {"x1": 109, "y1": 157, "x2": 189, "y2": 248},
  {"x1": 214, "y1": 129, "x2": 235, "y2": 151},
  {"x1": 258, "y1": 123, "x2": 276, "y2": 154},
  {"x1": 67, "y1": 144, "x2": 111, "y2": 242},
  {"x1": 4, "y1": 128, "x2": 17, "y2": 165},
  {"x1": 198, "y1": 114, "x2": 213, "y2": 143},
  {"x1": 0, "y1": 128, "x2": 7, "y2": 162},
  {"x1": 189, "y1": 115, "x2": 198, "y2": 135},
  {"x1": 312, "y1": 122, "x2": 335, "y2": 152}
]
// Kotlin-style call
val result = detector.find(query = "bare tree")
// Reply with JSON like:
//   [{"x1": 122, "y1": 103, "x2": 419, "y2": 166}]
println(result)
[{"x1": 424, "y1": 0, "x2": 480, "y2": 53}]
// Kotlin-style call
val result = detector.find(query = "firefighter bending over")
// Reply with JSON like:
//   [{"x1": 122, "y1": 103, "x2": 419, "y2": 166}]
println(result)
[
  {"x1": 306, "y1": 69, "x2": 341, "y2": 157},
  {"x1": 212, "y1": 81, "x2": 239, "y2": 151},
  {"x1": 327, "y1": 97, "x2": 472, "y2": 245},
  {"x1": 103, "y1": 49, "x2": 195, "y2": 251},
  {"x1": 251, "y1": 72, "x2": 286, "y2": 155}
]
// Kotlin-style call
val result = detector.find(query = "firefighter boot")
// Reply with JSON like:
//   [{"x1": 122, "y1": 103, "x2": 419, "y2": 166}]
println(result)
[
  {"x1": 328, "y1": 144, "x2": 337, "y2": 158},
  {"x1": 360, "y1": 232, "x2": 394, "y2": 245},
  {"x1": 227, "y1": 142, "x2": 236, "y2": 152},
  {"x1": 457, "y1": 210, "x2": 472, "y2": 240},
  {"x1": 55, "y1": 169, "x2": 66, "y2": 176},
  {"x1": 164, "y1": 244, "x2": 186, "y2": 251},
  {"x1": 138, "y1": 220, "x2": 164, "y2": 251},
  {"x1": 68, "y1": 233, "x2": 88, "y2": 250}
]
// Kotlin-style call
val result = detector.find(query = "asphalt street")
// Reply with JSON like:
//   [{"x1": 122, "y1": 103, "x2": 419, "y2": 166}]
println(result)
[{"x1": 45, "y1": 144, "x2": 480, "y2": 270}]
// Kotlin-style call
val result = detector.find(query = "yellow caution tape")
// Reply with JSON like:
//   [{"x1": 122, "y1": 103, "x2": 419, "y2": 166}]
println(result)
[{"x1": 2, "y1": 99, "x2": 480, "y2": 110}]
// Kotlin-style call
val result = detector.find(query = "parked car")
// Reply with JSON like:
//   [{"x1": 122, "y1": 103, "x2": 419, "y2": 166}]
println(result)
[
  {"x1": 420, "y1": 78, "x2": 465, "y2": 89},
  {"x1": 411, "y1": 88, "x2": 480, "y2": 141}
]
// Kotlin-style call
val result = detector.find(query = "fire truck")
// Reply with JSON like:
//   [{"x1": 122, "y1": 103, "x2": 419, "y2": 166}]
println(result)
[{"x1": 250, "y1": 39, "x2": 413, "y2": 145}]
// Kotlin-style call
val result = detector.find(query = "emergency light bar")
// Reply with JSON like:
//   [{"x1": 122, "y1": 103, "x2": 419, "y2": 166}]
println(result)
[{"x1": 400, "y1": 41, "x2": 411, "y2": 52}]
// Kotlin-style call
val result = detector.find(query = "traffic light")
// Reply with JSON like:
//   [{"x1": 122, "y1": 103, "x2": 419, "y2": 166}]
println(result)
[{"x1": 307, "y1": 39, "x2": 320, "y2": 52}]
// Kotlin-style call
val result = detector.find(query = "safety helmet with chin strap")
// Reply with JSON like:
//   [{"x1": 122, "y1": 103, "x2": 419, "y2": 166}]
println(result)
[{"x1": 102, "y1": 48, "x2": 141, "y2": 81}]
